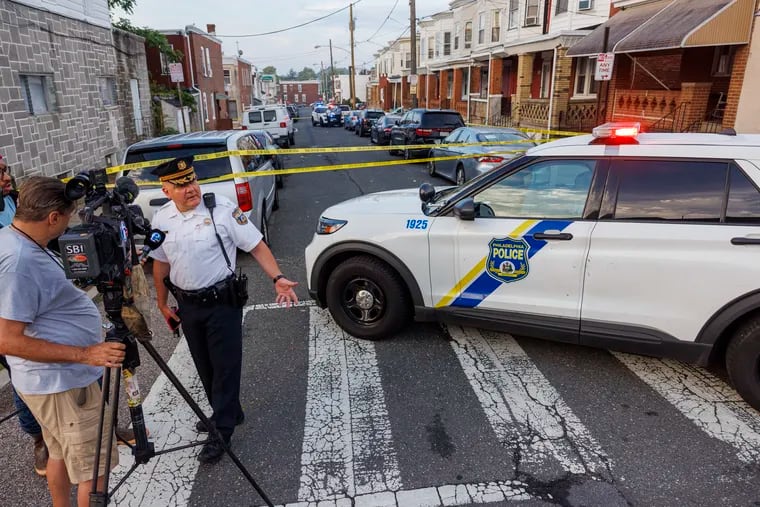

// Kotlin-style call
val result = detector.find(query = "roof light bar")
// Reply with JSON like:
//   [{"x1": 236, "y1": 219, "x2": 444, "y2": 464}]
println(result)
[{"x1": 592, "y1": 122, "x2": 641, "y2": 139}]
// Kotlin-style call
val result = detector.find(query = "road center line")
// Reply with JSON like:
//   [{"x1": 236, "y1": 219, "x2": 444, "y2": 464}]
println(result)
[
  {"x1": 298, "y1": 307, "x2": 402, "y2": 501},
  {"x1": 448, "y1": 326, "x2": 611, "y2": 477},
  {"x1": 613, "y1": 352, "x2": 760, "y2": 463}
]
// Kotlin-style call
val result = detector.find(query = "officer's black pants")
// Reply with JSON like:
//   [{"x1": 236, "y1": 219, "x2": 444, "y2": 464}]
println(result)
[{"x1": 178, "y1": 300, "x2": 244, "y2": 441}]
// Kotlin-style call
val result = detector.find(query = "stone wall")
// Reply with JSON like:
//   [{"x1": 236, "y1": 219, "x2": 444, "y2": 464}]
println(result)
[
  {"x1": 0, "y1": 0, "x2": 133, "y2": 178},
  {"x1": 112, "y1": 28, "x2": 152, "y2": 146}
]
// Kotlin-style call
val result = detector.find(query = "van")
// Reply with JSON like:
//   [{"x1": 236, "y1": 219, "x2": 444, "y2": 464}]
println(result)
[
  {"x1": 121, "y1": 130, "x2": 278, "y2": 244},
  {"x1": 240, "y1": 105, "x2": 295, "y2": 148}
]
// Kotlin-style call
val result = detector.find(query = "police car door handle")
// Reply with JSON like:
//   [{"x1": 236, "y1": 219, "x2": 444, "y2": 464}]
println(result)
[
  {"x1": 532, "y1": 232, "x2": 573, "y2": 241},
  {"x1": 731, "y1": 237, "x2": 760, "y2": 245}
]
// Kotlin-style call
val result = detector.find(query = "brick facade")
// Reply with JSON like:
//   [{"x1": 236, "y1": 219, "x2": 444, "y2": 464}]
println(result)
[
  {"x1": 723, "y1": 44, "x2": 749, "y2": 128},
  {"x1": 0, "y1": 0, "x2": 148, "y2": 179}
]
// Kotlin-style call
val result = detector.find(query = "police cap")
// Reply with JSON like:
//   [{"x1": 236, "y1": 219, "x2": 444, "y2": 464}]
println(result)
[{"x1": 151, "y1": 156, "x2": 196, "y2": 185}]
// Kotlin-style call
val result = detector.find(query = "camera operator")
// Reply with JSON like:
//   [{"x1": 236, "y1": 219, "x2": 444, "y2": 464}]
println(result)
[
  {"x1": 0, "y1": 156, "x2": 17, "y2": 227},
  {"x1": 149, "y1": 156, "x2": 298, "y2": 464},
  {"x1": 0, "y1": 176, "x2": 127, "y2": 507}
]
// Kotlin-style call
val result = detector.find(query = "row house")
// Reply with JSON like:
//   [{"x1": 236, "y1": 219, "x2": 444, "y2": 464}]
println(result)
[
  {"x1": 0, "y1": 0, "x2": 152, "y2": 179},
  {"x1": 223, "y1": 55, "x2": 254, "y2": 128},
  {"x1": 372, "y1": 36, "x2": 419, "y2": 111},
  {"x1": 279, "y1": 80, "x2": 320, "y2": 105},
  {"x1": 567, "y1": 0, "x2": 759, "y2": 133},
  {"x1": 148, "y1": 24, "x2": 231, "y2": 131},
  {"x1": 370, "y1": 0, "x2": 612, "y2": 129}
]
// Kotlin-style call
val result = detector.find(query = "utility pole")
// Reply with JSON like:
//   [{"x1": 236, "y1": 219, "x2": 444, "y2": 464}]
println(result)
[
  {"x1": 349, "y1": 3, "x2": 357, "y2": 108},
  {"x1": 409, "y1": 0, "x2": 418, "y2": 108},
  {"x1": 329, "y1": 38, "x2": 335, "y2": 102},
  {"x1": 320, "y1": 61, "x2": 326, "y2": 100}
]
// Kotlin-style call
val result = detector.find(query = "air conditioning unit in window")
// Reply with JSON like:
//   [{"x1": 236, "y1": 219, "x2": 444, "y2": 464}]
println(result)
[{"x1": 525, "y1": 14, "x2": 538, "y2": 26}]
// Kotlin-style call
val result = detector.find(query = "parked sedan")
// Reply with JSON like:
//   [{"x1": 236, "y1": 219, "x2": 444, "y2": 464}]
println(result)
[
  {"x1": 428, "y1": 127, "x2": 536, "y2": 185},
  {"x1": 370, "y1": 115, "x2": 400, "y2": 145},
  {"x1": 356, "y1": 109, "x2": 385, "y2": 137}
]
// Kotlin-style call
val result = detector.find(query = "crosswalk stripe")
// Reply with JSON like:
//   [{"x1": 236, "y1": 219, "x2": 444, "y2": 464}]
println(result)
[
  {"x1": 110, "y1": 338, "x2": 210, "y2": 506},
  {"x1": 298, "y1": 308, "x2": 402, "y2": 501},
  {"x1": 448, "y1": 327, "x2": 611, "y2": 477},
  {"x1": 613, "y1": 352, "x2": 760, "y2": 463}
]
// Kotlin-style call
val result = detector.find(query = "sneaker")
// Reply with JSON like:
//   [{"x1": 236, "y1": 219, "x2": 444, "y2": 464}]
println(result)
[
  {"x1": 197, "y1": 438, "x2": 229, "y2": 464},
  {"x1": 116, "y1": 427, "x2": 150, "y2": 446},
  {"x1": 32, "y1": 435, "x2": 48, "y2": 477},
  {"x1": 195, "y1": 411, "x2": 245, "y2": 433}
]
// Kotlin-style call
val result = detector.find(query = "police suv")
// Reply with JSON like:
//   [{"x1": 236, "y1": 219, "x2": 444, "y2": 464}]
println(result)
[{"x1": 305, "y1": 123, "x2": 760, "y2": 410}]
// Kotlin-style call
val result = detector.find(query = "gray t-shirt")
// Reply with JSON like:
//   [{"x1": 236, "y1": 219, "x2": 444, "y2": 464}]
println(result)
[{"x1": 0, "y1": 227, "x2": 102, "y2": 394}]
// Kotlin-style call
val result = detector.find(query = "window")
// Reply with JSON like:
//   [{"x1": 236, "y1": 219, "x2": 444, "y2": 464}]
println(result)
[
  {"x1": 443, "y1": 32, "x2": 451, "y2": 56},
  {"x1": 200, "y1": 46, "x2": 207, "y2": 76},
  {"x1": 574, "y1": 57, "x2": 598, "y2": 97},
  {"x1": 238, "y1": 135, "x2": 262, "y2": 169},
  {"x1": 726, "y1": 165, "x2": 760, "y2": 223},
  {"x1": 223, "y1": 70, "x2": 231, "y2": 86},
  {"x1": 461, "y1": 67, "x2": 470, "y2": 98},
  {"x1": 492, "y1": 11, "x2": 501, "y2": 42},
  {"x1": 202, "y1": 92, "x2": 209, "y2": 122},
  {"x1": 611, "y1": 160, "x2": 727, "y2": 222},
  {"x1": 427, "y1": 37, "x2": 435, "y2": 59},
  {"x1": 478, "y1": 12, "x2": 486, "y2": 44},
  {"x1": 556, "y1": 0, "x2": 568, "y2": 14},
  {"x1": 228, "y1": 100, "x2": 238, "y2": 120},
  {"x1": 509, "y1": 0, "x2": 519, "y2": 29},
  {"x1": 712, "y1": 46, "x2": 734, "y2": 76},
  {"x1": 98, "y1": 77, "x2": 117, "y2": 106},
  {"x1": 446, "y1": 73, "x2": 453, "y2": 98},
  {"x1": 525, "y1": 0, "x2": 540, "y2": 26},
  {"x1": 465, "y1": 22, "x2": 472, "y2": 49},
  {"x1": 20, "y1": 74, "x2": 55, "y2": 115},
  {"x1": 205, "y1": 47, "x2": 213, "y2": 77},
  {"x1": 435, "y1": 32, "x2": 441, "y2": 57},
  {"x1": 210, "y1": 92, "x2": 216, "y2": 120},
  {"x1": 539, "y1": 59, "x2": 552, "y2": 99},
  {"x1": 263, "y1": 109, "x2": 277, "y2": 122},
  {"x1": 480, "y1": 67, "x2": 489, "y2": 98},
  {"x1": 405, "y1": 52, "x2": 412, "y2": 68},
  {"x1": 159, "y1": 52, "x2": 171, "y2": 75},
  {"x1": 474, "y1": 160, "x2": 596, "y2": 219},
  {"x1": 578, "y1": 0, "x2": 593, "y2": 10},
  {"x1": 454, "y1": 23, "x2": 460, "y2": 50}
]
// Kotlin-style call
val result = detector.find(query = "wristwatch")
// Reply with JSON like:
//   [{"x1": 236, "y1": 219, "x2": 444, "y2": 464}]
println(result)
[{"x1": 273, "y1": 274, "x2": 286, "y2": 284}]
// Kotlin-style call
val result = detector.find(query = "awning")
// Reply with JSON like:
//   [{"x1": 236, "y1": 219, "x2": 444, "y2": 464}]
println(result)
[
  {"x1": 567, "y1": 0, "x2": 755, "y2": 57},
  {"x1": 215, "y1": 93, "x2": 229, "y2": 100}
]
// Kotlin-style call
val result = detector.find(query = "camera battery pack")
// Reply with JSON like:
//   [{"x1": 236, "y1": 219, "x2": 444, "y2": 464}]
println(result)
[{"x1": 59, "y1": 229, "x2": 101, "y2": 279}]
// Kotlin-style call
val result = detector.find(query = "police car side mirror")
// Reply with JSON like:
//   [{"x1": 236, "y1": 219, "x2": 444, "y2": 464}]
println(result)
[
  {"x1": 419, "y1": 182, "x2": 435, "y2": 203},
  {"x1": 454, "y1": 198, "x2": 476, "y2": 221}
]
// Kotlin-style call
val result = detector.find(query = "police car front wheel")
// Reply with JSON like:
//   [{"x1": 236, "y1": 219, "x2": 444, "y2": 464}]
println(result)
[
  {"x1": 325, "y1": 256, "x2": 411, "y2": 340},
  {"x1": 726, "y1": 317, "x2": 760, "y2": 411}
]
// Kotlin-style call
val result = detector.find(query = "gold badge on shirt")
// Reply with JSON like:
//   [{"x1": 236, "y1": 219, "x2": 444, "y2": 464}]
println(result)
[{"x1": 232, "y1": 208, "x2": 248, "y2": 225}]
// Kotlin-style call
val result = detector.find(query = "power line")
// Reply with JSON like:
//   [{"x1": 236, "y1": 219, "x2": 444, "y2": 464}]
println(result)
[
  {"x1": 215, "y1": 1, "x2": 361, "y2": 38},
  {"x1": 361, "y1": 0, "x2": 399, "y2": 43}
]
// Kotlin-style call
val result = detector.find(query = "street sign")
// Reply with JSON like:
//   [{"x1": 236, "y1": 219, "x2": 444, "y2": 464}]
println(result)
[
  {"x1": 261, "y1": 75, "x2": 275, "y2": 82},
  {"x1": 595, "y1": 52, "x2": 614, "y2": 81},
  {"x1": 408, "y1": 74, "x2": 418, "y2": 85},
  {"x1": 169, "y1": 63, "x2": 184, "y2": 83},
  {"x1": 410, "y1": 85, "x2": 417, "y2": 94}
]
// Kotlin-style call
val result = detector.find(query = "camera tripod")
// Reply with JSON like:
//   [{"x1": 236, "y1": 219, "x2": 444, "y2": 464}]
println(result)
[{"x1": 89, "y1": 283, "x2": 273, "y2": 507}]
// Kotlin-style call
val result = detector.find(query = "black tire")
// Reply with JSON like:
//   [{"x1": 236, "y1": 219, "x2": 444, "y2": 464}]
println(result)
[
  {"x1": 312, "y1": 119, "x2": 317, "y2": 126},
  {"x1": 325, "y1": 256, "x2": 411, "y2": 340},
  {"x1": 289, "y1": 133, "x2": 295, "y2": 145},
  {"x1": 283, "y1": 137, "x2": 290, "y2": 149},
  {"x1": 370, "y1": 131, "x2": 376, "y2": 144},
  {"x1": 726, "y1": 317, "x2": 760, "y2": 410},
  {"x1": 404, "y1": 146, "x2": 412, "y2": 161},
  {"x1": 389, "y1": 138, "x2": 400, "y2": 156},
  {"x1": 428, "y1": 159, "x2": 436, "y2": 176},
  {"x1": 272, "y1": 186, "x2": 279, "y2": 211},
  {"x1": 456, "y1": 165, "x2": 466, "y2": 185},
  {"x1": 276, "y1": 174, "x2": 283, "y2": 189}
]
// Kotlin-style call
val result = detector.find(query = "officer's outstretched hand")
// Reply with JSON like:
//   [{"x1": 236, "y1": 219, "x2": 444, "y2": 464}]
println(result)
[
  {"x1": 82, "y1": 342, "x2": 126, "y2": 368},
  {"x1": 274, "y1": 277, "x2": 299, "y2": 307}
]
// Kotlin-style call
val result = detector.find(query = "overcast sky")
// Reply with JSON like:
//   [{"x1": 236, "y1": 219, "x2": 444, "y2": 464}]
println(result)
[{"x1": 116, "y1": 0, "x2": 450, "y2": 75}]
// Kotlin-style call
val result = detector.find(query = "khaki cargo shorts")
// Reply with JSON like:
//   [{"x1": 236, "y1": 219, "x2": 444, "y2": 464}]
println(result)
[{"x1": 19, "y1": 380, "x2": 118, "y2": 484}]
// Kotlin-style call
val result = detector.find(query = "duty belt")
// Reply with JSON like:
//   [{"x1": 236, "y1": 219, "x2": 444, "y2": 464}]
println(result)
[{"x1": 166, "y1": 276, "x2": 233, "y2": 306}]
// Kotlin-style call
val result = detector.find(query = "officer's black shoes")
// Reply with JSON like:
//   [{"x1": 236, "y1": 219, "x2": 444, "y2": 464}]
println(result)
[
  {"x1": 198, "y1": 438, "x2": 229, "y2": 464},
  {"x1": 195, "y1": 411, "x2": 245, "y2": 433}
]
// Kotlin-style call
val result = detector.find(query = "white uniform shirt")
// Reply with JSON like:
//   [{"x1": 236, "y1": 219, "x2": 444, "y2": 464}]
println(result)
[{"x1": 150, "y1": 195, "x2": 263, "y2": 290}]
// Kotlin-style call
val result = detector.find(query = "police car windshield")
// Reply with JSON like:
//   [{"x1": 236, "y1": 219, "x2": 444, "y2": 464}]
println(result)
[{"x1": 124, "y1": 145, "x2": 232, "y2": 183}]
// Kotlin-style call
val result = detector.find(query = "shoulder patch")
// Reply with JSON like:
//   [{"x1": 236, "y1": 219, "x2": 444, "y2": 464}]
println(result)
[{"x1": 232, "y1": 207, "x2": 249, "y2": 225}]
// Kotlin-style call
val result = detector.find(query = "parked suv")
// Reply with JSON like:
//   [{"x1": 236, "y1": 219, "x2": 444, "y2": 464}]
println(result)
[
  {"x1": 389, "y1": 109, "x2": 465, "y2": 160},
  {"x1": 356, "y1": 109, "x2": 385, "y2": 137},
  {"x1": 121, "y1": 131, "x2": 278, "y2": 244},
  {"x1": 241, "y1": 105, "x2": 295, "y2": 148},
  {"x1": 305, "y1": 123, "x2": 760, "y2": 411}
]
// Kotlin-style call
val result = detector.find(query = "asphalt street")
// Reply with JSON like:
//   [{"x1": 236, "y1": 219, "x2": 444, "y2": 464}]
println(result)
[{"x1": 2, "y1": 108, "x2": 760, "y2": 506}]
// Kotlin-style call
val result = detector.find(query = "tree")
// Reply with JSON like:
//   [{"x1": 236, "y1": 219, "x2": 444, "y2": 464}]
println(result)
[
  {"x1": 108, "y1": 0, "x2": 137, "y2": 13},
  {"x1": 113, "y1": 19, "x2": 182, "y2": 62},
  {"x1": 297, "y1": 67, "x2": 317, "y2": 80},
  {"x1": 261, "y1": 66, "x2": 277, "y2": 76}
]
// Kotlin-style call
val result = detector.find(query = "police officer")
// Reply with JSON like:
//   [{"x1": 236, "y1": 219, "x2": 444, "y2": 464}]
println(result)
[{"x1": 149, "y1": 156, "x2": 298, "y2": 464}]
